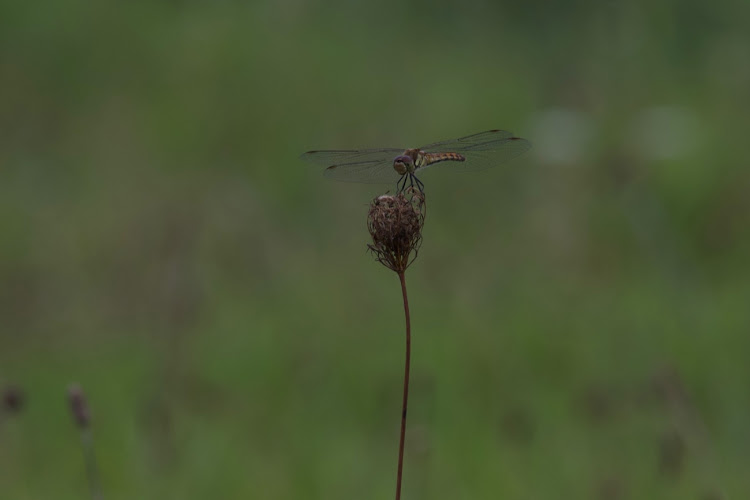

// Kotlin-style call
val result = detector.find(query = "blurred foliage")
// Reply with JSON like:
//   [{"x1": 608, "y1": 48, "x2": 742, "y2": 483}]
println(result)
[{"x1": 1, "y1": 0, "x2": 749, "y2": 498}]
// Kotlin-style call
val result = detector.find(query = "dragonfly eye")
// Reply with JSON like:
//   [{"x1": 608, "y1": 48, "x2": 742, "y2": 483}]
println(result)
[
  {"x1": 394, "y1": 155, "x2": 412, "y2": 165},
  {"x1": 393, "y1": 155, "x2": 413, "y2": 176}
]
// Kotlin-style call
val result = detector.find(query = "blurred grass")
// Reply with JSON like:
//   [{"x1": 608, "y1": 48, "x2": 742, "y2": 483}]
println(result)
[{"x1": 2, "y1": 0, "x2": 750, "y2": 498}]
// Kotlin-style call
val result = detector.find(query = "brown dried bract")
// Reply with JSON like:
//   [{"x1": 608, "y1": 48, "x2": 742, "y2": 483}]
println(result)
[{"x1": 367, "y1": 187, "x2": 426, "y2": 273}]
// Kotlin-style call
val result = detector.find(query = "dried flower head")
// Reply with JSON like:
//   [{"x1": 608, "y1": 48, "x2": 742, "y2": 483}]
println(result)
[
  {"x1": 367, "y1": 187, "x2": 426, "y2": 273},
  {"x1": 3, "y1": 385, "x2": 24, "y2": 414},
  {"x1": 68, "y1": 384, "x2": 91, "y2": 429}
]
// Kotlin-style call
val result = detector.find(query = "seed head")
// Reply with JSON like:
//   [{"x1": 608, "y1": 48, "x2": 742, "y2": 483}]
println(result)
[
  {"x1": 68, "y1": 384, "x2": 91, "y2": 429},
  {"x1": 367, "y1": 187, "x2": 426, "y2": 273}
]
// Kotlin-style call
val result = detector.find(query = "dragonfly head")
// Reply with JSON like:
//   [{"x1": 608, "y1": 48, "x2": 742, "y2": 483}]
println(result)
[{"x1": 393, "y1": 155, "x2": 414, "y2": 175}]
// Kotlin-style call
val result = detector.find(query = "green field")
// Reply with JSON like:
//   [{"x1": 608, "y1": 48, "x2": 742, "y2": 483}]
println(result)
[{"x1": 1, "y1": 1, "x2": 749, "y2": 498}]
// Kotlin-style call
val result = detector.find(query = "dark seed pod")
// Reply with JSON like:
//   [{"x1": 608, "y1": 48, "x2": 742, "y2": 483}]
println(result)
[{"x1": 367, "y1": 188, "x2": 426, "y2": 273}]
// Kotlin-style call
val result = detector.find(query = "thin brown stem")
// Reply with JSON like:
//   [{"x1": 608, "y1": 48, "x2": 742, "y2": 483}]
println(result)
[{"x1": 395, "y1": 271, "x2": 411, "y2": 500}]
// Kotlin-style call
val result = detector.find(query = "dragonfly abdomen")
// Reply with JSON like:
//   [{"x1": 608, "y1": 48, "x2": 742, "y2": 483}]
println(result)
[{"x1": 420, "y1": 151, "x2": 466, "y2": 167}]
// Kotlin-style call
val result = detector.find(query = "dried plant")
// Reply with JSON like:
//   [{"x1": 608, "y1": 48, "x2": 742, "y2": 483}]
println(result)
[
  {"x1": 367, "y1": 188, "x2": 426, "y2": 274},
  {"x1": 366, "y1": 187, "x2": 426, "y2": 500},
  {"x1": 68, "y1": 384, "x2": 104, "y2": 500}
]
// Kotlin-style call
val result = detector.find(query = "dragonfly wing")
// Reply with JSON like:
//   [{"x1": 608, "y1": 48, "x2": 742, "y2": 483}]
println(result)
[
  {"x1": 301, "y1": 148, "x2": 404, "y2": 184},
  {"x1": 418, "y1": 129, "x2": 516, "y2": 151},
  {"x1": 301, "y1": 148, "x2": 402, "y2": 166},
  {"x1": 323, "y1": 159, "x2": 404, "y2": 184},
  {"x1": 418, "y1": 131, "x2": 531, "y2": 173}
]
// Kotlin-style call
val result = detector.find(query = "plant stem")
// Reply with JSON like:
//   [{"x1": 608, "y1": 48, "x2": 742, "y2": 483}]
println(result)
[
  {"x1": 81, "y1": 428, "x2": 104, "y2": 500},
  {"x1": 395, "y1": 271, "x2": 411, "y2": 500}
]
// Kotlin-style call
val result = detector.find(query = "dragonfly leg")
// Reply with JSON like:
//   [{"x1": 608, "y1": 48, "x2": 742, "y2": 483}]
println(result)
[
  {"x1": 397, "y1": 174, "x2": 407, "y2": 193},
  {"x1": 406, "y1": 173, "x2": 424, "y2": 193},
  {"x1": 414, "y1": 175, "x2": 425, "y2": 193}
]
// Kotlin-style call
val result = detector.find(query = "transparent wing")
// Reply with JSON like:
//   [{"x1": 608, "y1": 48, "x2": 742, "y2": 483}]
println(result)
[
  {"x1": 418, "y1": 131, "x2": 531, "y2": 173},
  {"x1": 325, "y1": 158, "x2": 407, "y2": 184},
  {"x1": 419, "y1": 129, "x2": 516, "y2": 151},
  {"x1": 301, "y1": 148, "x2": 402, "y2": 166},
  {"x1": 301, "y1": 148, "x2": 404, "y2": 184}
]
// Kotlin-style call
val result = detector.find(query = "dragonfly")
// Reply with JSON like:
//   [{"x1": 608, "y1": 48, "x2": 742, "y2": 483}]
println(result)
[{"x1": 301, "y1": 129, "x2": 531, "y2": 192}]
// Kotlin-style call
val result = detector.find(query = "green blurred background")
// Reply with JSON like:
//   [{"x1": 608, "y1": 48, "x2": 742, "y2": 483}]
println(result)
[{"x1": 1, "y1": 0, "x2": 749, "y2": 498}]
